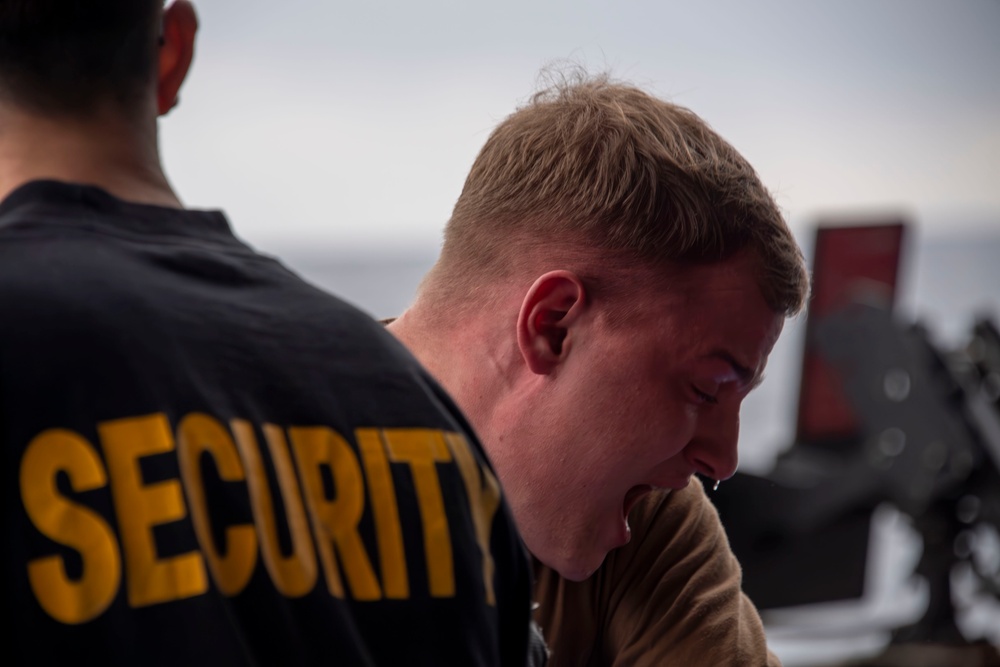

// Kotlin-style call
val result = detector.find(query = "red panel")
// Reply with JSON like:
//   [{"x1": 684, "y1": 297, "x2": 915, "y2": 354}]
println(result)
[{"x1": 795, "y1": 221, "x2": 907, "y2": 444}]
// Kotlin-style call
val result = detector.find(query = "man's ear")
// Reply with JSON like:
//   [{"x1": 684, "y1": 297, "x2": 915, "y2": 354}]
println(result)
[
  {"x1": 157, "y1": 0, "x2": 199, "y2": 116},
  {"x1": 516, "y1": 271, "x2": 588, "y2": 375}
]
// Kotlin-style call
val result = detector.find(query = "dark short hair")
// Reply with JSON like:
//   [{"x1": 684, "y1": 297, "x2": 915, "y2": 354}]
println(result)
[{"x1": 0, "y1": 0, "x2": 162, "y2": 115}]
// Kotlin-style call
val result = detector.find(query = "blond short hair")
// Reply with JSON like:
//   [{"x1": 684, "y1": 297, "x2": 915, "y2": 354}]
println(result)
[{"x1": 431, "y1": 71, "x2": 809, "y2": 317}]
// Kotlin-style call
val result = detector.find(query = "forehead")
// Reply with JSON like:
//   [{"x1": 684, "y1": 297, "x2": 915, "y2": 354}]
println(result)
[
  {"x1": 609, "y1": 252, "x2": 764, "y2": 315},
  {"x1": 614, "y1": 254, "x2": 784, "y2": 373}
]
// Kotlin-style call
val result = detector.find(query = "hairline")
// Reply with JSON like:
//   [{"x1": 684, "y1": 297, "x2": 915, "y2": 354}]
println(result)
[{"x1": 423, "y1": 234, "x2": 790, "y2": 331}]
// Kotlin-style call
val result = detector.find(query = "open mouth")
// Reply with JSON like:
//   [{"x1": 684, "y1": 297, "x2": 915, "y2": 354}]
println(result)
[{"x1": 622, "y1": 484, "x2": 653, "y2": 519}]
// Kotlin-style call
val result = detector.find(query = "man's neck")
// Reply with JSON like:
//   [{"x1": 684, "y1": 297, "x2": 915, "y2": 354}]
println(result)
[
  {"x1": 388, "y1": 303, "x2": 517, "y2": 439},
  {"x1": 0, "y1": 103, "x2": 181, "y2": 208},
  {"x1": 387, "y1": 308, "x2": 464, "y2": 393}
]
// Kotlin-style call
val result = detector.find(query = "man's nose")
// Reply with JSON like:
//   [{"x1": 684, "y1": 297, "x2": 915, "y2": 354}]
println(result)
[{"x1": 684, "y1": 407, "x2": 740, "y2": 481}]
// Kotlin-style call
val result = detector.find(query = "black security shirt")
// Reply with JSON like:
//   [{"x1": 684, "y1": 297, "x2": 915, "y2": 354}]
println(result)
[{"x1": 1, "y1": 180, "x2": 531, "y2": 666}]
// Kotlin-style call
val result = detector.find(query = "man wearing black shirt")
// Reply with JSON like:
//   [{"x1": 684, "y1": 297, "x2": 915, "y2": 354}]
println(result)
[{"x1": 0, "y1": 2, "x2": 531, "y2": 664}]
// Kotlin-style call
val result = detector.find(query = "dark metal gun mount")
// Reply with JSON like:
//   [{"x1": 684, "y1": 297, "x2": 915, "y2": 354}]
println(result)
[{"x1": 706, "y1": 305, "x2": 1000, "y2": 659}]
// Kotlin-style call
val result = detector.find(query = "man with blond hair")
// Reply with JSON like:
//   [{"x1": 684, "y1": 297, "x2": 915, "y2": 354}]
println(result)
[{"x1": 388, "y1": 72, "x2": 810, "y2": 666}]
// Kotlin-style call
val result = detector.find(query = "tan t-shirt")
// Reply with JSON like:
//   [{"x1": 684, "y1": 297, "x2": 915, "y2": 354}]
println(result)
[{"x1": 533, "y1": 480, "x2": 780, "y2": 666}]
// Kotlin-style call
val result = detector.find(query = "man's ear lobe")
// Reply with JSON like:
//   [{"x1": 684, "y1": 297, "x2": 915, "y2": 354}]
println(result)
[
  {"x1": 157, "y1": 0, "x2": 199, "y2": 116},
  {"x1": 516, "y1": 271, "x2": 587, "y2": 375}
]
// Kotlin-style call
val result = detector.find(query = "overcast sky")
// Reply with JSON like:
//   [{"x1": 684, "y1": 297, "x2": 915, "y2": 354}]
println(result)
[{"x1": 159, "y1": 0, "x2": 1000, "y2": 255}]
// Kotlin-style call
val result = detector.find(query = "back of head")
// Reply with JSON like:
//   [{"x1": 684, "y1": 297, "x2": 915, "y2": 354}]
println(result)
[
  {"x1": 0, "y1": 0, "x2": 161, "y2": 116},
  {"x1": 435, "y1": 70, "x2": 808, "y2": 317}
]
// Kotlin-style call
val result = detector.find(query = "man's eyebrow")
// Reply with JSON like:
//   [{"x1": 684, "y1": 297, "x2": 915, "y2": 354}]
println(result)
[{"x1": 709, "y1": 350, "x2": 764, "y2": 390}]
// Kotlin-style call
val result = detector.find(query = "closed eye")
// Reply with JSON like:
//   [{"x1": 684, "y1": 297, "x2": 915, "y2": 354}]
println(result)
[{"x1": 693, "y1": 386, "x2": 719, "y2": 405}]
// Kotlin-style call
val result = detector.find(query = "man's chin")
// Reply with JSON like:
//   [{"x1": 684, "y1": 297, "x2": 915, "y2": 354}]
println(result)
[{"x1": 539, "y1": 551, "x2": 606, "y2": 582}]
